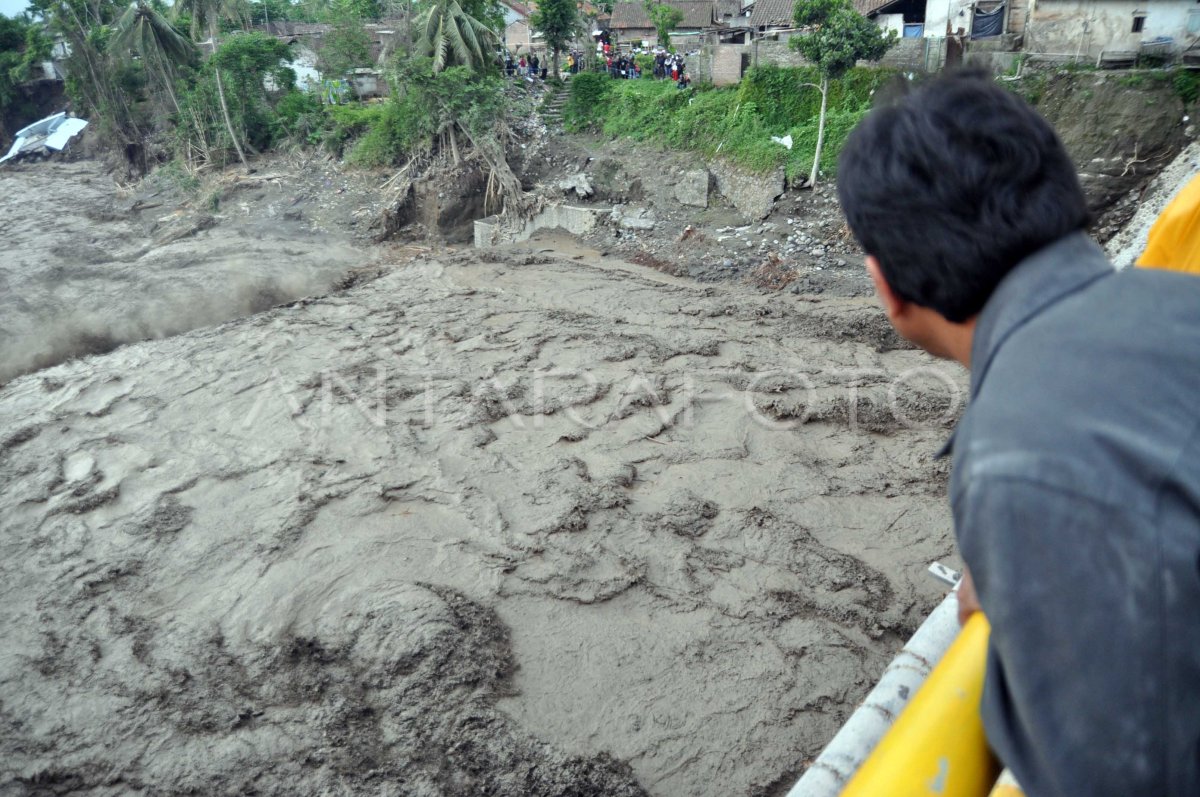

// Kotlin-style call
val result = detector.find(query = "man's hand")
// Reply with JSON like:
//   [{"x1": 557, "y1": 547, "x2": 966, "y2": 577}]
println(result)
[{"x1": 957, "y1": 566, "x2": 981, "y2": 626}]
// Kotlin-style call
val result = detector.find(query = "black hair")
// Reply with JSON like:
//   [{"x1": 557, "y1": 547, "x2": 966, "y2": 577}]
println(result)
[{"x1": 836, "y1": 69, "x2": 1089, "y2": 323}]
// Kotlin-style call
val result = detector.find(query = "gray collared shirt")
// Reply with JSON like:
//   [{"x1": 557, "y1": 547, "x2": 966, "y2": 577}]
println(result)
[{"x1": 946, "y1": 232, "x2": 1200, "y2": 796}]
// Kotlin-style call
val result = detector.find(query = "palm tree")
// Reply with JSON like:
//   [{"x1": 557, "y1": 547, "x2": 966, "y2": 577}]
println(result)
[
  {"x1": 414, "y1": 0, "x2": 497, "y2": 73},
  {"x1": 173, "y1": 0, "x2": 250, "y2": 45},
  {"x1": 172, "y1": 0, "x2": 252, "y2": 166},
  {"x1": 113, "y1": 1, "x2": 197, "y2": 114}
]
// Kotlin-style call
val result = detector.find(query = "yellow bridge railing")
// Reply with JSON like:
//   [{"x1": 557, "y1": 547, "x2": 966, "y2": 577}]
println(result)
[{"x1": 841, "y1": 613, "x2": 1014, "y2": 797}]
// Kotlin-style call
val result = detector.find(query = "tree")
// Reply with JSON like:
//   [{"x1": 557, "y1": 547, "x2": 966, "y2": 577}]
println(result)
[
  {"x1": 247, "y1": 0, "x2": 305, "y2": 25},
  {"x1": 0, "y1": 15, "x2": 52, "y2": 132},
  {"x1": 32, "y1": 0, "x2": 153, "y2": 170},
  {"x1": 174, "y1": 31, "x2": 292, "y2": 167},
  {"x1": 328, "y1": 0, "x2": 382, "y2": 21},
  {"x1": 413, "y1": 0, "x2": 497, "y2": 74},
  {"x1": 172, "y1": 0, "x2": 249, "y2": 43},
  {"x1": 790, "y1": 0, "x2": 893, "y2": 187},
  {"x1": 113, "y1": 1, "x2": 198, "y2": 114},
  {"x1": 530, "y1": 0, "x2": 578, "y2": 78},
  {"x1": 318, "y1": 16, "x2": 372, "y2": 76},
  {"x1": 645, "y1": 2, "x2": 682, "y2": 49},
  {"x1": 172, "y1": 0, "x2": 255, "y2": 165}
]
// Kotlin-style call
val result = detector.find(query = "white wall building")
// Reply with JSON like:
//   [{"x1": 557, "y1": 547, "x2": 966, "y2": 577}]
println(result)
[{"x1": 1024, "y1": 0, "x2": 1200, "y2": 60}]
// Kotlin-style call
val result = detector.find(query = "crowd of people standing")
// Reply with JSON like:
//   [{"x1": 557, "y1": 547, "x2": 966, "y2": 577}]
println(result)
[
  {"x1": 500, "y1": 41, "x2": 691, "y2": 88},
  {"x1": 504, "y1": 52, "x2": 548, "y2": 81},
  {"x1": 601, "y1": 44, "x2": 690, "y2": 87}
]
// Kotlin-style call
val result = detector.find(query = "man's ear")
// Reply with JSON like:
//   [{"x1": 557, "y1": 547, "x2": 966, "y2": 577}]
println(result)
[{"x1": 865, "y1": 256, "x2": 906, "y2": 320}]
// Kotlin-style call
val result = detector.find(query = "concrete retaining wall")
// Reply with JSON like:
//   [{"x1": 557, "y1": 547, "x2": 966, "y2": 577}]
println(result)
[{"x1": 474, "y1": 204, "x2": 603, "y2": 248}]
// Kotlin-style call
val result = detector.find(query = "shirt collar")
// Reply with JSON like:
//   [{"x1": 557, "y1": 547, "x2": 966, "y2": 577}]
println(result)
[{"x1": 935, "y1": 232, "x2": 1114, "y2": 459}]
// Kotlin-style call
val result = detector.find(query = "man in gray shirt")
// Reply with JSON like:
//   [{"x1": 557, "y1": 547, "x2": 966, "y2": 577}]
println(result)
[{"x1": 837, "y1": 70, "x2": 1200, "y2": 795}]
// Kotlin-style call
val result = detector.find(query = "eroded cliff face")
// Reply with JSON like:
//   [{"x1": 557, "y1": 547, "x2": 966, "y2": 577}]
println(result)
[
  {"x1": 1008, "y1": 69, "x2": 1196, "y2": 239},
  {"x1": 0, "y1": 78, "x2": 65, "y2": 152},
  {"x1": 0, "y1": 232, "x2": 960, "y2": 797}
]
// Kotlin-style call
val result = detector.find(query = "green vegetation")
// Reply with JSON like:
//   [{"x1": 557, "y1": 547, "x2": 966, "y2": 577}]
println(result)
[
  {"x1": 271, "y1": 88, "x2": 323, "y2": 143},
  {"x1": 318, "y1": 17, "x2": 373, "y2": 77},
  {"x1": 1008, "y1": 71, "x2": 1047, "y2": 106},
  {"x1": 414, "y1": 0, "x2": 499, "y2": 74},
  {"x1": 563, "y1": 71, "x2": 613, "y2": 127},
  {"x1": 1173, "y1": 69, "x2": 1200, "y2": 106},
  {"x1": 1007, "y1": 67, "x2": 1198, "y2": 111},
  {"x1": 262, "y1": 59, "x2": 510, "y2": 172},
  {"x1": 16, "y1": 0, "x2": 512, "y2": 179},
  {"x1": 646, "y1": 3, "x2": 683, "y2": 48},
  {"x1": 566, "y1": 65, "x2": 895, "y2": 182},
  {"x1": 634, "y1": 52, "x2": 654, "y2": 78},
  {"x1": 530, "y1": 0, "x2": 580, "y2": 78},
  {"x1": 789, "y1": 0, "x2": 894, "y2": 186},
  {"x1": 0, "y1": 14, "x2": 53, "y2": 127},
  {"x1": 1117, "y1": 71, "x2": 1149, "y2": 89},
  {"x1": 167, "y1": 34, "x2": 294, "y2": 167},
  {"x1": 173, "y1": 0, "x2": 248, "y2": 41}
]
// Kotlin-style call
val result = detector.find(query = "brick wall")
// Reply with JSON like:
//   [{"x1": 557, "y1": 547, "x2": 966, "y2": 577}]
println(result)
[
  {"x1": 711, "y1": 45, "x2": 748, "y2": 84},
  {"x1": 505, "y1": 20, "x2": 532, "y2": 52},
  {"x1": 694, "y1": 32, "x2": 949, "y2": 85},
  {"x1": 1007, "y1": 0, "x2": 1028, "y2": 35},
  {"x1": 879, "y1": 36, "x2": 929, "y2": 70},
  {"x1": 752, "y1": 38, "x2": 810, "y2": 68}
]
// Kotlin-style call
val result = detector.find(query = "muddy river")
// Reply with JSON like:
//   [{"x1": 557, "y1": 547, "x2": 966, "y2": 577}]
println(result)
[{"x1": 0, "y1": 163, "x2": 963, "y2": 796}]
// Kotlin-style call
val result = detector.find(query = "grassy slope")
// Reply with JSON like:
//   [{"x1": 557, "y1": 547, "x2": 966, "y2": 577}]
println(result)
[{"x1": 566, "y1": 66, "x2": 897, "y2": 181}]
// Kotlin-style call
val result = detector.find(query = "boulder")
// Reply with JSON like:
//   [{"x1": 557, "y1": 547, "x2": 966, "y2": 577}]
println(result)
[
  {"x1": 610, "y1": 204, "x2": 656, "y2": 231},
  {"x1": 711, "y1": 160, "x2": 785, "y2": 220},
  {"x1": 558, "y1": 172, "x2": 595, "y2": 199},
  {"x1": 674, "y1": 170, "x2": 710, "y2": 208}
]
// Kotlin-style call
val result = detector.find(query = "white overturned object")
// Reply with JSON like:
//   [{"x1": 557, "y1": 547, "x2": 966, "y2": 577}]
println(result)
[
  {"x1": 786, "y1": 584, "x2": 963, "y2": 797},
  {"x1": 1, "y1": 136, "x2": 27, "y2": 163},
  {"x1": 0, "y1": 112, "x2": 89, "y2": 164},
  {"x1": 45, "y1": 117, "x2": 87, "y2": 151},
  {"x1": 771, "y1": 134, "x2": 794, "y2": 150}
]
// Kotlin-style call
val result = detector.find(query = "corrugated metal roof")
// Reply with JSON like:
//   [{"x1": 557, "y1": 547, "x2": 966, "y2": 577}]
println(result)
[{"x1": 610, "y1": 1, "x2": 721, "y2": 30}]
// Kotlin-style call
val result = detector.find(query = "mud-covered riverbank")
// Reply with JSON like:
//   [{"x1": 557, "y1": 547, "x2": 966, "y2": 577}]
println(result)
[{"x1": 0, "y1": 215, "x2": 962, "y2": 795}]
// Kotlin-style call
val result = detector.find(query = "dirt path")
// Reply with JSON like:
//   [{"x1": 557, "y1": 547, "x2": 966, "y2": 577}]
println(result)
[{"x1": 0, "y1": 225, "x2": 963, "y2": 796}]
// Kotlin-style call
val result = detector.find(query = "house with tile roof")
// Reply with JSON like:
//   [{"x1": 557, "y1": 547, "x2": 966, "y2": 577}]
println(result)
[
  {"x1": 745, "y1": 0, "x2": 797, "y2": 32},
  {"x1": 609, "y1": 0, "x2": 723, "y2": 45}
]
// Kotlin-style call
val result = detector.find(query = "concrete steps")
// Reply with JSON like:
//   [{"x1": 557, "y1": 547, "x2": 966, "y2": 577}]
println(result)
[{"x1": 540, "y1": 87, "x2": 569, "y2": 126}]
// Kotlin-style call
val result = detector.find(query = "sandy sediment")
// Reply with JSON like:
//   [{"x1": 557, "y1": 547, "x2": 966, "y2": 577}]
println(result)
[{"x1": 0, "y1": 223, "x2": 962, "y2": 795}]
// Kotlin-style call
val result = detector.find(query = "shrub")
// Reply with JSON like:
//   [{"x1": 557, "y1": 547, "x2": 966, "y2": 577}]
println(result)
[
  {"x1": 564, "y1": 72, "x2": 613, "y2": 131},
  {"x1": 322, "y1": 103, "x2": 384, "y2": 154},
  {"x1": 578, "y1": 65, "x2": 892, "y2": 178},
  {"x1": 345, "y1": 100, "x2": 418, "y2": 167},
  {"x1": 1173, "y1": 69, "x2": 1200, "y2": 106},
  {"x1": 273, "y1": 90, "x2": 323, "y2": 143}
]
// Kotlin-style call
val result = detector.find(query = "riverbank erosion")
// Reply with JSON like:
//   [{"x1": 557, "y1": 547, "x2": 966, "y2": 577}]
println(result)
[{"x1": 0, "y1": 232, "x2": 960, "y2": 796}]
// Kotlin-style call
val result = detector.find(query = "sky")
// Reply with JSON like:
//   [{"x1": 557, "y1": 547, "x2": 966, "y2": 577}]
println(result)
[{"x1": 0, "y1": 0, "x2": 31, "y2": 17}]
